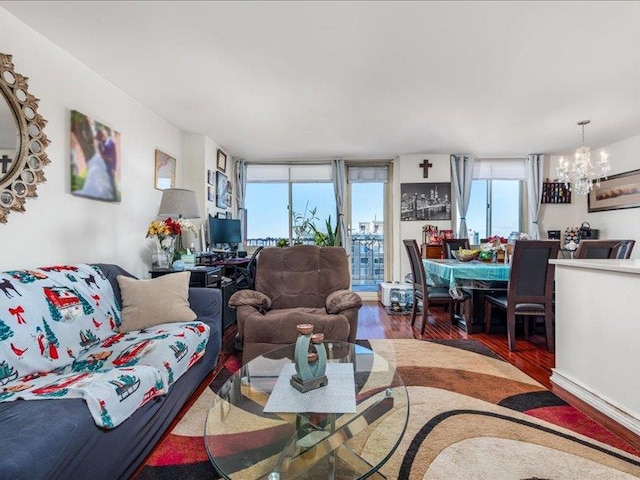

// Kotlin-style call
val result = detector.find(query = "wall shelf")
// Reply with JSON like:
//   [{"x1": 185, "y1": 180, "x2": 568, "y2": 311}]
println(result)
[{"x1": 542, "y1": 181, "x2": 571, "y2": 204}]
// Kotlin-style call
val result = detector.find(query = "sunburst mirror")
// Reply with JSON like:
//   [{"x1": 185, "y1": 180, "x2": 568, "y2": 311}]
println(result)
[{"x1": 0, "y1": 53, "x2": 50, "y2": 223}]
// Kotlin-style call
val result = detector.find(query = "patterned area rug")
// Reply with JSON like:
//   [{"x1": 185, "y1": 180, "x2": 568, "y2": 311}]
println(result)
[{"x1": 135, "y1": 339, "x2": 640, "y2": 479}]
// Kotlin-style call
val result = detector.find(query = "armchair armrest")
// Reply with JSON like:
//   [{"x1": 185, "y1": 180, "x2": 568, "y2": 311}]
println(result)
[
  {"x1": 229, "y1": 289, "x2": 272, "y2": 312},
  {"x1": 326, "y1": 290, "x2": 362, "y2": 314}
]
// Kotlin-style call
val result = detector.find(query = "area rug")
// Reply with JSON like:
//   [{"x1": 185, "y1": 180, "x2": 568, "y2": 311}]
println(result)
[{"x1": 135, "y1": 339, "x2": 640, "y2": 479}]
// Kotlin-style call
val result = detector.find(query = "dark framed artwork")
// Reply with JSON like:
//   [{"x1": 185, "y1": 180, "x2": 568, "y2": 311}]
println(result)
[
  {"x1": 70, "y1": 110, "x2": 121, "y2": 202},
  {"x1": 588, "y1": 169, "x2": 640, "y2": 213},
  {"x1": 207, "y1": 186, "x2": 215, "y2": 202},
  {"x1": 400, "y1": 182, "x2": 452, "y2": 221},
  {"x1": 216, "y1": 171, "x2": 228, "y2": 209},
  {"x1": 217, "y1": 149, "x2": 227, "y2": 172},
  {"x1": 154, "y1": 150, "x2": 176, "y2": 191},
  {"x1": 226, "y1": 211, "x2": 232, "y2": 219},
  {"x1": 207, "y1": 169, "x2": 215, "y2": 186}
]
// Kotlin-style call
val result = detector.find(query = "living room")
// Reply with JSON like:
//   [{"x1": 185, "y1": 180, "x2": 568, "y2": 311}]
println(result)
[{"x1": 1, "y1": 2, "x2": 640, "y2": 479}]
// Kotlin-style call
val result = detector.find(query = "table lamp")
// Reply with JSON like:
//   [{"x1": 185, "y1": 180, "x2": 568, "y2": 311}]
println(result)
[{"x1": 158, "y1": 188, "x2": 200, "y2": 219}]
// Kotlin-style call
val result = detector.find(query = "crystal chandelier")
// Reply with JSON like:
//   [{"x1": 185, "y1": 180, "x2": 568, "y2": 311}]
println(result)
[{"x1": 557, "y1": 120, "x2": 611, "y2": 195}]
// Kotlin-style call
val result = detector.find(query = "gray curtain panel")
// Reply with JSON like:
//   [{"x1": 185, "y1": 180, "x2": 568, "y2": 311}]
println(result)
[
  {"x1": 525, "y1": 154, "x2": 544, "y2": 239},
  {"x1": 450, "y1": 155, "x2": 475, "y2": 238},
  {"x1": 332, "y1": 159, "x2": 347, "y2": 249},
  {"x1": 235, "y1": 159, "x2": 248, "y2": 244}
]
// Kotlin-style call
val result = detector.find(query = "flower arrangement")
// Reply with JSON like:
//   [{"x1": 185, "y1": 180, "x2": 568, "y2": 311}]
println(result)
[{"x1": 146, "y1": 218, "x2": 198, "y2": 239}]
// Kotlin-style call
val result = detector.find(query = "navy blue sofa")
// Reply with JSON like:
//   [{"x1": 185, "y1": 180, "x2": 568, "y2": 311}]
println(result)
[{"x1": 0, "y1": 264, "x2": 222, "y2": 480}]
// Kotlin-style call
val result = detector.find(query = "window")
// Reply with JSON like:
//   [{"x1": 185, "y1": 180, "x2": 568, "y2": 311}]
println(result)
[
  {"x1": 466, "y1": 159, "x2": 524, "y2": 242},
  {"x1": 245, "y1": 164, "x2": 336, "y2": 245}
]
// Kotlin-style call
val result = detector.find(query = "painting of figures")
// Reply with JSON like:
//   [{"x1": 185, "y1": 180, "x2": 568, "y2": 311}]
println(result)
[{"x1": 70, "y1": 110, "x2": 121, "y2": 202}]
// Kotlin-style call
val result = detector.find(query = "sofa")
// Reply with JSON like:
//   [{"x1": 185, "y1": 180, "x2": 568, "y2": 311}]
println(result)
[
  {"x1": 229, "y1": 245, "x2": 362, "y2": 363},
  {"x1": 0, "y1": 263, "x2": 222, "y2": 480}
]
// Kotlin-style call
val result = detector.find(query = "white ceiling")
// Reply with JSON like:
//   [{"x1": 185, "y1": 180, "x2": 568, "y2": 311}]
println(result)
[{"x1": 3, "y1": 1, "x2": 640, "y2": 160}]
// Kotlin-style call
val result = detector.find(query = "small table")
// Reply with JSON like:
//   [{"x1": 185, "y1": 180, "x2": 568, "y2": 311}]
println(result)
[
  {"x1": 204, "y1": 342, "x2": 408, "y2": 479},
  {"x1": 149, "y1": 266, "x2": 222, "y2": 288}
]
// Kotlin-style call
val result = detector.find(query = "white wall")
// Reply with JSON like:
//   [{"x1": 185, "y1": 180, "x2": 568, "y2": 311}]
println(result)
[
  {"x1": 393, "y1": 154, "x2": 453, "y2": 281},
  {"x1": 540, "y1": 134, "x2": 640, "y2": 258},
  {"x1": 0, "y1": 9, "x2": 183, "y2": 277}
]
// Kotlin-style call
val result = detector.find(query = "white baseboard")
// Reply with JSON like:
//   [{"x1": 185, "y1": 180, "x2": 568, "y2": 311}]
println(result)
[{"x1": 551, "y1": 369, "x2": 640, "y2": 436}]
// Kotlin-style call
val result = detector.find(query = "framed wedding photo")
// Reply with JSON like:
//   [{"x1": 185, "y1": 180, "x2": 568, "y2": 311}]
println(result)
[{"x1": 217, "y1": 149, "x2": 227, "y2": 172}]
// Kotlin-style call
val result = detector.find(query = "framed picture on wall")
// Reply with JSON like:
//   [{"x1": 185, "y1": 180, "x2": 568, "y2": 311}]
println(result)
[
  {"x1": 154, "y1": 150, "x2": 176, "y2": 191},
  {"x1": 207, "y1": 169, "x2": 215, "y2": 186},
  {"x1": 216, "y1": 171, "x2": 228, "y2": 209},
  {"x1": 217, "y1": 149, "x2": 227, "y2": 172},
  {"x1": 207, "y1": 186, "x2": 215, "y2": 202},
  {"x1": 400, "y1": 182, "x2": 452, "y2": 221},
  {"x1": 70, "y1": 109, "x2": 122, "y2": 202},
  {"x1": 587, "y1": 169, "x2": 640, "y2": 213}
]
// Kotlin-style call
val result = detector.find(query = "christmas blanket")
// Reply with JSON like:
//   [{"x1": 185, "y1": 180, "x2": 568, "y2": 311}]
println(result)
[{"x1": 0, "y1": 264, "x2": 209, "y2": 428}]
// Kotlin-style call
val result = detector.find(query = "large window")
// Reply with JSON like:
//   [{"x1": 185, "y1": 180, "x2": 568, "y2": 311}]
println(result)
[
  {"x1": 465, "y1": 158, "x2": 524, "y2": 242},
  {"x1": 466, "y1": 179, "x2": 521, "y2": 241},
  {"x1": 245, "y1": 164, "x2": 336, "y2": 245}
]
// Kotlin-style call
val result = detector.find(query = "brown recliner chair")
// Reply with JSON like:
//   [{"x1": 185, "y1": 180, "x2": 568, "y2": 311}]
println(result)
[{"x1": 229, "y1": 245, "x2": 362, "y2": 364}]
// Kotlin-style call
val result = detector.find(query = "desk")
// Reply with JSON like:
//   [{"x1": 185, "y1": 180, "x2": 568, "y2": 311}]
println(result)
[
  {"x1": 150, "y1": 266, "x2": 222, "y2": 288},
  {"x1": 424, "y1": 259, "x2": 510, "y2": 332}
]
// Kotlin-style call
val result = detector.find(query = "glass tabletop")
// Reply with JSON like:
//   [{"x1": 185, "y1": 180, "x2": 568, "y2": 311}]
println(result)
[{"x1": 204, "y1": 341, "x2": 409, "y2": 480}]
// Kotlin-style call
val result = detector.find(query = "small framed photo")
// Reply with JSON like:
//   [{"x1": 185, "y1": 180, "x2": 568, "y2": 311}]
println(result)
[
  {"x1": 207, "y1": 186, "x2": 215, "y2": 202},
  {"x1": 155, "y1": 149, "x2": 176, "y2": 191},
  {"x1": 217, "y1": 149, "x2": 227, "y2": 172},
  {"x1": 207, "y1": 169, "x2": 215, "y2": 186},
  {"x1": 216, "y1": 171, "x2": 228, "y2": 209},
  {"x1": 226, "y1": 211, "x2": 232, "y2": 219}
]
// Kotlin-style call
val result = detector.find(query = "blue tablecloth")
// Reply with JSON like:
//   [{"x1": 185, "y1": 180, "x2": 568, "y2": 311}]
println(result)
[{"x1": 424, "y1": 259, "x2": 510, "y2": 299}]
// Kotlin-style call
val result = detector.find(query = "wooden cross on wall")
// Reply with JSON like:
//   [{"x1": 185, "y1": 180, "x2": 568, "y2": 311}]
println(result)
[{"x1": 419, "y1": 159, "x2": 433, "y2": 178}]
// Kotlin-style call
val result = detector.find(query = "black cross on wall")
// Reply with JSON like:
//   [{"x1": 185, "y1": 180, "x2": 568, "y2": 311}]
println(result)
[
  {"x1": 0, "y1": 155, "x2": 12, "y2": 174},
  {"x1": 419, "y1": 159, "x2": 433, "y2": 178}
]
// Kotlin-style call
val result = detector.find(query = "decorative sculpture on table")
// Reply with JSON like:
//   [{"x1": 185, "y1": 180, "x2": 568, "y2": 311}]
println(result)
[{"x1": 291, "y1": 324, "x2": 328, "y2": 393}]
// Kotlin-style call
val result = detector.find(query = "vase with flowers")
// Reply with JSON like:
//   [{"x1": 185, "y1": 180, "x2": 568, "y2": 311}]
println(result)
[{"x1": 147, "y1": 218, "x2": 197, "y2": 268}]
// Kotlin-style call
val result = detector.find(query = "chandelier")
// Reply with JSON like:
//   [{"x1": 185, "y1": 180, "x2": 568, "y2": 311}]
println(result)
[{"x1": 557, "y1": 120, "x2": 611, "y2": 195}]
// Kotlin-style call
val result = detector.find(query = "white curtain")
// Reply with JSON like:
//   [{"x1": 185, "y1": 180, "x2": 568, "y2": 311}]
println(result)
[
  {"x1": 332, "y1": 159, "x2": 347, "y2": 248},
  {"x1": 525, "y1": 154, "x2": 544, "y2": 239},
  {"x1": 235, "y1": 159, "x2": 248, "y2": 245},
  {"x1": 450, "y1": 155, "x2": 475, "y2": 238}
]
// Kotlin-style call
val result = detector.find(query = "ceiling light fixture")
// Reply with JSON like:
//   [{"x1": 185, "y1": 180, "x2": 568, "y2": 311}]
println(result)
[{"x1": 557, "y1": 120, "x2": 611, "y2": 195}]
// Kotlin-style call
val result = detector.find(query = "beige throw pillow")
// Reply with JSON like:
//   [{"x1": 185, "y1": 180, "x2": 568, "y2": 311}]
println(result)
[{"x1": 117, "y1": 272, "x2": 197, "y2": 333}]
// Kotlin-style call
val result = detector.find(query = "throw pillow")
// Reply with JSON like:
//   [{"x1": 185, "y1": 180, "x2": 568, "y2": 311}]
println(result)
[{"x1": 117, "y1": 272, "x2": 196, "y2": 332}]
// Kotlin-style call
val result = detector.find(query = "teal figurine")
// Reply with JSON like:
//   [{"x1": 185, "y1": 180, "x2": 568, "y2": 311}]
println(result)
[{"x1": 290, "y1": 324, "x2": 328, "y2": 393}]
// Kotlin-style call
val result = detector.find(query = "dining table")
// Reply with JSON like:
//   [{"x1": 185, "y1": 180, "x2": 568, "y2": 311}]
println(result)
[{"x1": 423, "y1": 258, "x2": 511, "y2": 332}]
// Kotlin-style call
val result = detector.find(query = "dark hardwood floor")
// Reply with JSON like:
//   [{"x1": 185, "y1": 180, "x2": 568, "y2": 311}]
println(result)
[
  {"x1": 359, "y1": 300, "x2": 640, "y2": 451},
  {"x1": 358, "y1": 301, "x2": 555, "y2": 388}
]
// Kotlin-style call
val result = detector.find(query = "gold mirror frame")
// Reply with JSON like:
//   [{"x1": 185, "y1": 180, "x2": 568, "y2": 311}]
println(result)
[{"x1": 0, "y1": 53, "x2": 50, "y2": 223}]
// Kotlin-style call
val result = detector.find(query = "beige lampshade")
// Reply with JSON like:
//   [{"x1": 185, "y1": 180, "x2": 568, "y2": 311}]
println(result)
[{"x1": 158, "y1": 188, "x2": 200, "y2": 219}]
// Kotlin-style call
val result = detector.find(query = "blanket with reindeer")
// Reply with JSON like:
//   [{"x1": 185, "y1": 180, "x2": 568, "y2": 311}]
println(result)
[{"x1": 0, "y1": 264, "x2": 208, "y2": 428}]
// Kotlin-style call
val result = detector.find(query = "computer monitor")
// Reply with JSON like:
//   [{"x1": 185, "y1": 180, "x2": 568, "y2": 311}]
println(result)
[{"x1": 208, "y1": 215, "x2": 242, "y2": 249}]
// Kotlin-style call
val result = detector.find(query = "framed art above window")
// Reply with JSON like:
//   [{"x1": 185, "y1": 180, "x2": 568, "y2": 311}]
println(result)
[{"x1": 217, "y1": 149, "x2": 227, "y2": 172}]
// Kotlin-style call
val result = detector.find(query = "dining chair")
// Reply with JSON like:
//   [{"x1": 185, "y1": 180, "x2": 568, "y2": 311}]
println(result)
[
  {"x1": 484, "y1": 240, "x2": 560, "y2": 353},
  {"x1": 441, "y1": 238, "x2": 470, "y2": 259},
  {"x1": 613, "y1": 240, "x2": 635, "y2": 259},
  {"x1": 574, "y1": 239, "x2": 626, "y2": 259},
  {"x1": 234, "y1": 246, "x2": 264, "y2": 290},
  {"x1": 403, "y1": 239, "x2": 470, "y2": 334}
]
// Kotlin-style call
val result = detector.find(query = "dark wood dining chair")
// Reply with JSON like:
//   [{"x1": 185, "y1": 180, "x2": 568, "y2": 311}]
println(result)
[
  {"x1": 403, "y1": 239, "x2": 470, "y2": 334},
  {"x1": 442, "y1": 238, "x2": 470, "y2": 259},
  {"x1": 574, "y1": 239, "x2": 627, "y2": 259},
  {"x1": 484, "y1": 240, "x2": 560, "y2": 353},
  {"x1": 613, "y1": 240, "x2": 635, "y2": 259}
]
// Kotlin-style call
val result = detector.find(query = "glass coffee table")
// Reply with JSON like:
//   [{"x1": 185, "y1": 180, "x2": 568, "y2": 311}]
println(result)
[{"x1": 205, "y1": 341, "x2": 408, "y2": 479}]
